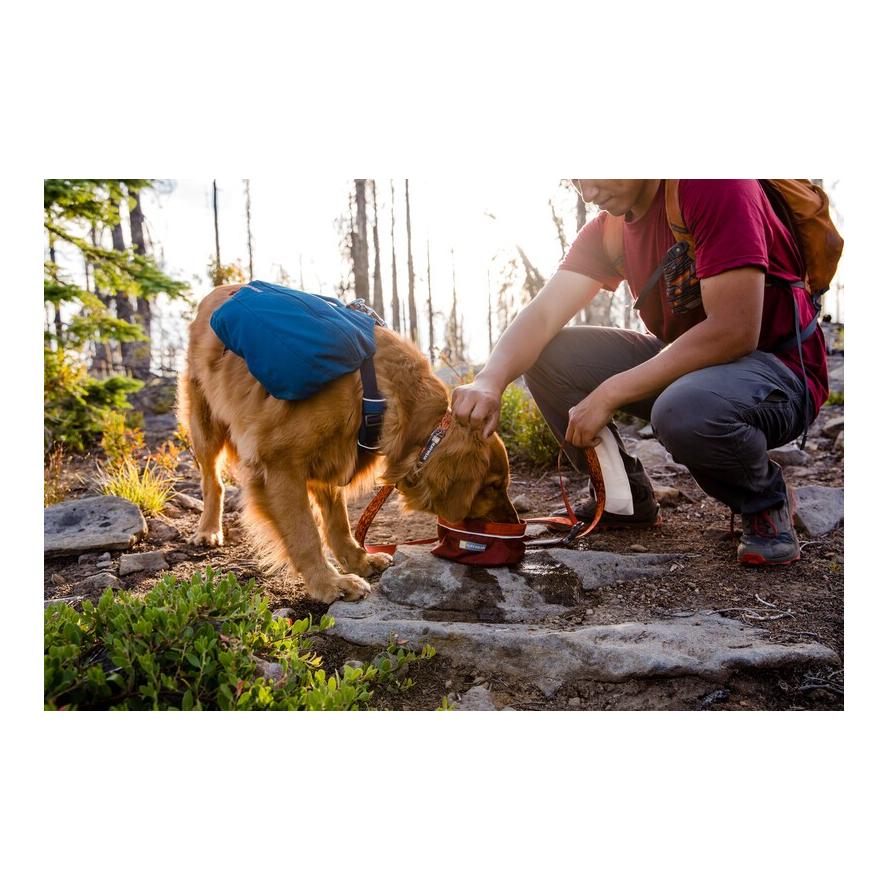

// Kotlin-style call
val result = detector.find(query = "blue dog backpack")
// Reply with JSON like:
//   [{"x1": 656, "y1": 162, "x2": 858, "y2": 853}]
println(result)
[{"x1": 209, "y1": 281, "x2": 378, "y2": 401}]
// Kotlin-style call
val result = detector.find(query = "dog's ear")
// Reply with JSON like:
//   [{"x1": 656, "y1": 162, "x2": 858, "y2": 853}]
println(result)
[{"x1": 420, "y1": 423, "x2": 491, "y2": 522}]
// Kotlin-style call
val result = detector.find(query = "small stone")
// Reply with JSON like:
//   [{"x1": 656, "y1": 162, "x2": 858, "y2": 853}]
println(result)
[
  {"x1": 342, "y1": 659, "x2": 364, "y2": 671},
  {"x1": 769, "y1": 443, "x2": 810, "y2": 467},
  {"x1": 456, "y1": 686, "x2": 497, "y2": 711},
  {"x1": 511, "y1": 494, "x2": 533, "y2": 513},
  {"x1": 172, "y1": 492, "x2": 204, "y2": 512},
  {"x1": 77, "y1": 554, "x2": 95, "y2": 565},
  {"x1": 472, "y1": 676, "x2": 487, "y2": 686},
  {"x1": 253, "y1": 657, "x2": 284, "y2": 682},
  {"x1": 50, "y1": 573, "x2": 66, "y2": 586},
  {"x1": 629, "y1": 543, "x2": 648, "y2": 553},
  {"x1": 147, "y1": 518, "x2": 179, "y2": 542},
  {"x1": 271, "y1": 607, "x2": 296, "y2": 621},
  {"x1": 638, "y1": 424, "x2": 654, "y2": 439},
  {"x1": 118, "y1": 550, "x2": 169, "y2": 577},
  {"x1": 653, "y1": 485, "x2": 690, "y2": 507},
  {"x1": 166, "y1": 551, "x2": 189, "y2": 564},
  {"x1": 163, "y1": 503, "x2": 184, "y2": 518},
  {"x1": 568, "y1": 697, "x2": 581, "y2": 707},
  {"x1": 80, "y1": 571, "x2": 122, "y2": 592},
  {"x1": 445, "y1": 680, "x2": 453, "y2": 689},
  {"x1": 821, "y1": 416, "x2": 844, "y2": 440},
  {"x1": 794, "y1": 486, "x2": 844, "y2": 537}
]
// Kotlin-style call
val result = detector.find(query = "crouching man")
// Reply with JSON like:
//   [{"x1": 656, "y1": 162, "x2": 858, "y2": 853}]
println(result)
[{"x1": 452, "y1": 179, "x2": 833, "y2": 566}]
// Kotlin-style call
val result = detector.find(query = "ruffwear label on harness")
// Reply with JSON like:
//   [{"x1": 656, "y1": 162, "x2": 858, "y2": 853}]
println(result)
[{"x1": 458, "y1": 540, "x2": 488, "y2": 553}]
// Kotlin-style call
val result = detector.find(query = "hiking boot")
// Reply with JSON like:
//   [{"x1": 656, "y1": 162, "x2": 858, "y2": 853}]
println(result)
[
  {"x1": 736, "y1": 498, "x2": 800, "y2": 566},
  {"x1": 547, "y1": 489, "x2": 661, "y2": 532}
]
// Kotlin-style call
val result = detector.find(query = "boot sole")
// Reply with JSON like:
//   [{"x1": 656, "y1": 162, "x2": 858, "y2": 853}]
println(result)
[{"x1": 737, "y1": 551, "x2": 801, "y2": 567}]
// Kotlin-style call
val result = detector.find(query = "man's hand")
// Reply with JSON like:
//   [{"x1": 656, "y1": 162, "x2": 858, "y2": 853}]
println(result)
[
  {"x1": 565, "y1": 386, "x2": 619, "y2": 449},
  {"x1": 451, "y1": 378, "x2": 503, "y2": 438}
]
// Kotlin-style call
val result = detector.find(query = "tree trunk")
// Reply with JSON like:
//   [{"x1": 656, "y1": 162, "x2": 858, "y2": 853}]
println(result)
[
  {"x1": 212, "y1": 179, "x2": 221, "y2": 274},
  {"x1": 576, "y1": 191, "x2": 587, "y2": 232},
  {"x1": 127, "y1": 188, "x2": 152, "y2": 379},
  {"x1": 244, "y1": 179, "x2": 255, "y2": 280},
  {"x1": 405, "y1": 180, "x2": 418, "y2": 343},
  {"x1": 371, "y1": 180, "x2": 385, "y2": 317},
  {"x1": 352, "y1": 179, "x2": 370, "y2": 300},
  {"x1": 426, "y1": 239, "x2": 435, "y2": 363},
  {"x1": 48, "y1": 238, "x2": 64, "y2": 353},
  {"x1": 389, "y1": 180, "x2": 401, "y2": 333},
  {"x1": 550, "y1": 199, "x2": 568, "y2": 257},
  {"x1": 89, "y1": 223, "x2": 113, "y2": 375},
  {"x1": 111, "y1": 211, "x2": 136, "y2": 374}
]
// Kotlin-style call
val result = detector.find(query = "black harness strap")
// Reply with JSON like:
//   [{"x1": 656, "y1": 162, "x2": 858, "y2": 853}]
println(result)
[{"x1": 348, "y1": 299, "x2": 388, "y2": 452}]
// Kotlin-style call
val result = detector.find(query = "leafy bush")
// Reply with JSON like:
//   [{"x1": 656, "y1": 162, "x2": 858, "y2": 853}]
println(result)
[
  {"x1": 151, "y1": 440, "x2": 184, "y2": 474},
  {"x1": 96, "y1": 457, "x2": 176, "y2": 515},
  {"x1": 99, "y1": 410, "x2": 145, "y2": 464},
  {"x1": 44, "y1": 349, "x2": 142, "y2": 453},
  {"x1": 826, "y1": 391, "x2": 844, "y2": 406},
  {"x1": 498, "y1": 383, "x2": 560, "y2": 468},
  {"x1": 44, "y1": 570, "x2": 434, "y2": 711}
]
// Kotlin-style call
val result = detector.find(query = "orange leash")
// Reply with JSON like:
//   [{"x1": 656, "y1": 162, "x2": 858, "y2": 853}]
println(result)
[{"x1": 354, "y1": 445, "x2": 607, "y2": 554}]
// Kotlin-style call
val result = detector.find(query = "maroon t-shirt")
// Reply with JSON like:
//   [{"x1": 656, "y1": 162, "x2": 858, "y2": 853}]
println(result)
[{"x1": 559, "y1": 179, "x2": 829, "y2": 412}]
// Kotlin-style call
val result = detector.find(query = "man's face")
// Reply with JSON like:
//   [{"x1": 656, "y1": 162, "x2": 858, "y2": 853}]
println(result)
[{"x1": 571, "y1": 179, "x2": 647, "y2": 216}]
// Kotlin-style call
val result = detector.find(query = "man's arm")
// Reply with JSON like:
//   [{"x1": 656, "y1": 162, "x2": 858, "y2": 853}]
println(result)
[
  {"x1": 452, "y1": 270, "x2": 604, "y2": 436},
  {"x1": 565, "y1": 266, "x2": 764, "y2": 446}
]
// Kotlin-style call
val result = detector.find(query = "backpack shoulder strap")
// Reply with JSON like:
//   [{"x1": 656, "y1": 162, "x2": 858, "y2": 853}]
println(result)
[
  {"x1": 665, "y1": 180, "x2": 696, "y2": 257},
  {"x1": 601, "y1": 212, "x2": 626, "y2": 279}
]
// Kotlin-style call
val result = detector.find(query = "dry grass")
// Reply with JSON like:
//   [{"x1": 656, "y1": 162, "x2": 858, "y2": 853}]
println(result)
[
  {"x1": 96, "y1": 457, "x2": 177, "y2": 516},
  {"x1": 44, "y1": 446, "x2": 71, "y2": 506}
]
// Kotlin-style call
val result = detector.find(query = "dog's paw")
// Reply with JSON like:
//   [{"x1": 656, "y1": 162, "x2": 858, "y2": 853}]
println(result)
[
  {"x1": 189, "y1": 529, "x2": 224, "y2": 547},
  {"x1": 354, "y1": 551, "x2": 393, "y2": 577},
  {"x1": 312, "y1": 572, "x2": 371, "y2": 604}
]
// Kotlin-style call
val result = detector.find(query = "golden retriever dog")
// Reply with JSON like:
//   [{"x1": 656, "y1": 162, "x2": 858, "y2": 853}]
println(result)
[{"x1": 178, "y1": 285, "x2": 519, "y2": 604}]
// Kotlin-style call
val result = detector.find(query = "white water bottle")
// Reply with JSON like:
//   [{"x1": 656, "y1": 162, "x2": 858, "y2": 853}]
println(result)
[{"x1": 595, "y1": 426, "x2": 634, "y2": 516}]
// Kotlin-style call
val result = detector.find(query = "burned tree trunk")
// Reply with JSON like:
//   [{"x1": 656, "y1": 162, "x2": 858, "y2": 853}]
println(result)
[
  {"x1": 127, "y1": 187, "x2": 152, "y2": 379},
  {"x1": 371, "y1": 180, "x2": 384, "y2": 318},
  {"x1": 426, "y1": 239, "x2": 435, "y2": 363},
  {"x1": 244, "y1": 179, "x2": 255, "y2": 280},
  {"x1": 405, "y1": 180, "x2": 419, "y2": 343},
  {"x1": 389, "y1": 180, "x2": 401, "y2": 333},
  {"x1": 352, "y1": 179, "x2": 370, "y2": 301}
]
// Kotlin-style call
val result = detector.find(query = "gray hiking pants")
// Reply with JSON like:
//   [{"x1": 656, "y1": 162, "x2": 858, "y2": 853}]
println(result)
[{"x1": 522, "y1": 326, "x2": 809, "y2": 515}]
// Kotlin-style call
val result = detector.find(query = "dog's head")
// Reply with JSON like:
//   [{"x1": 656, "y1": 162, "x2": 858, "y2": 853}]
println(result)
[{"x1": 395, "y1": 422, "x2": 519, "y2": 525}]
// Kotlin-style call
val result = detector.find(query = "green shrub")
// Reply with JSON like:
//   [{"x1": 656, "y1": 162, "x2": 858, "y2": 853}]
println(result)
[
  {"x1": 99, "y1": 410, "x2": 145, "y2": 464},
  {"x1": 826, "y1": 391, "x2": 844, "y2": 406},
  {"x1": 44, "y1": 569, "x2": 434, "y2": 711},
  {"x1": 96, "y1": 457, "x2": 176, "y2": 515},
  {"x1": 44, "y1": 349, "x2": 142, "y2": 454},
  {"x1": 498, "y1": 383, "x2": 560, "y2": 468}
]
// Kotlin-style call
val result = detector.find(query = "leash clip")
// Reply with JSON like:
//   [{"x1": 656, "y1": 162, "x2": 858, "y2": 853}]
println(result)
[{"x1": 561, "y1": 521, "x2": 586, "y2": 546}]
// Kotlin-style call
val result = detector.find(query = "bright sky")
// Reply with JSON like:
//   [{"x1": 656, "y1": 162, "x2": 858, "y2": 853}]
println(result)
[{"x1": 141, "y1": 178, "x2": 575, "y2": 367}]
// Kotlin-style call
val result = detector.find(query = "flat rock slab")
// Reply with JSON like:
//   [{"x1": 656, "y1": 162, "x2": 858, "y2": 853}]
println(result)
[
  {"x1": 329, "y1": 547, "x2": 837, "y2": 697},
  {"x1": 119, "y1": 551, "x2": 169, "y2": 577},
  {"x1": 794, "y1": 485, "x2": 844, "y2": 537},
  {"x1": 44, "y1": 496, "x2": 147, "y2": 558},
  {"x1": 328, "y1": 605, "x2": 839, "y2": 698},
  {"x1": 375, "y1": 548, "x2": 679, "y2": 622}
]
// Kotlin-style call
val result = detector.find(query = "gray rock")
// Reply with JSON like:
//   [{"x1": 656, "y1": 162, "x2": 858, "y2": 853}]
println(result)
[
  {"x1": 769, "y1": 443, "x2": 810, "y2": 467},
  {"x1": 629, "y1": 544, "x2": 648, "y2": 553},
  {"x1": 79, "y1": 571, "x2": 123, "y2": 593},
  {"x1": 568, "y1": 697, "x2": 582, "y2": 707},
  {"x1": 271, "y1": 607, "x2": 297, "y2": 621},
  {"x1": 118, "y1": 551, "x2": 169, "y2": 577},
  {"x1": 44, "y1": 496, "x2": 147, "y2": 558},
  {"x1": 163, "y1": 503, "x2": 184, "y2": 519},
  {"x1": 172, "y1": 492, "x2": 204, "y2": 512},
  {"x1": 828, "y1": 361, "x2": 844, "y2": 393},
  {"x1": 545, "y1": 549, "x2": 678, "y2": 590},
  {"x1": 794, "y1": 486, "x2": 844, "y2": 537},
  {"x1": 147, "y1": 517, "x2": 179, "y2": 542},
  {"x1": 637, "y1": 424, "x2": 655, "y2": 439},
  {"x1": 511, "y1": 494, "x2": 533, "y2": 513},
  {"x1": 821, "y1": 416, "x2": 844, "y2": 440},
  {"x1": 77, "y1": 554, "x2": 95, "y2": 565},
  {"x1": 252, "y1": 657, "x2": 284, "y2": 682},
  {"x1": 628, "y1": 439, "x2": 685, "y2": 474},
  {"x1": 834, "y1": 431, "x2": 844, "y2": 454},
  {"x1": 456, "y1": 686, "x2": 497, "y2": 711},
  {"x1": 327, "y1": 608, "x2": 839, "y2": 697},
  {"x1": 50, "y1": 573, "x2": 66, "y2": 586},
  {"x1": 224, "y1": 486, "x2": 241, "y2": 510}
]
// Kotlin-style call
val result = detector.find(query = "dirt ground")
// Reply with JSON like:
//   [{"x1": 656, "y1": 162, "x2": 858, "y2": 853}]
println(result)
[{"x1": 44, "y1": 393, "x2": 844, "y2": 712}]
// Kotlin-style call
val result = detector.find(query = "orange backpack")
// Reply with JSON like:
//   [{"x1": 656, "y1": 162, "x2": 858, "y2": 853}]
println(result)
[{"x1": 603, "y1": 179, "x2": 844, "y2": 299}]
